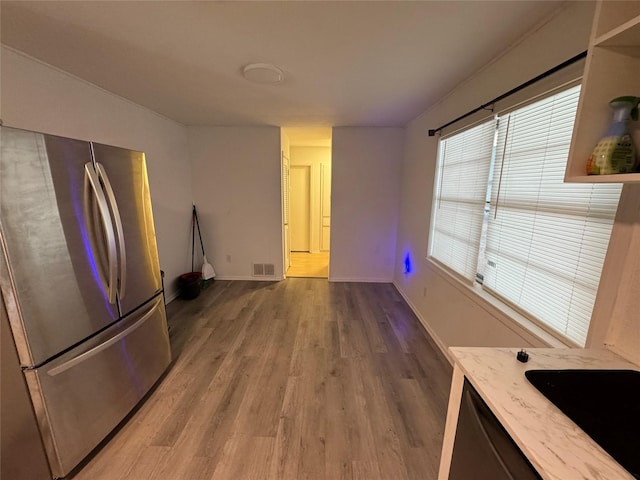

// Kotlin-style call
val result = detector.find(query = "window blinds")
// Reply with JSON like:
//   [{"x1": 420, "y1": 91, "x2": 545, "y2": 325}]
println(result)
[
  {"x1": 430, "y1": 120, "x2": 496, "y2": 282},
  {"x1": 482, "y1": 86, "x2": 621, "y2": 345}
]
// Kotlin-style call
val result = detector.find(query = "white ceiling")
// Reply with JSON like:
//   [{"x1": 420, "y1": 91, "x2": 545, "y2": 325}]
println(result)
[{"x1": 1, "y1": 1, "x2": 566, "y2": 144}]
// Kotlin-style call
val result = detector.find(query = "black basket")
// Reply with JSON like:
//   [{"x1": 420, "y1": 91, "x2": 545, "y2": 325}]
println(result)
[{"x1": 178, "y1": 272, "x2": 202, "y2": 300}]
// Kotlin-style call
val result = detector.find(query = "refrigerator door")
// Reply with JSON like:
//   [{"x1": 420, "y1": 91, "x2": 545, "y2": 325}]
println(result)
[
  {"x1": 0, "y1": 127, "x2": 119, "y2": 367},
  {"x1": 24, "y1": 295, "x2": 171, "y2": 478},
  {"x1": 91, "y1": 143, "x2": 162, "y2": 316}
]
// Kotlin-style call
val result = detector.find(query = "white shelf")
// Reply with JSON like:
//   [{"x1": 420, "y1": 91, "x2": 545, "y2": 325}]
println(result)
[
  {"x1": 565, "y1": 1, "x2": 640, "y2": 184},
  {"x1": 593, "y1": 1, "x2": 640, "y2": 38},
  {"x1": 594, "y1": 13, "x2": 640, "y2": 48},
  {"x1": 565, "y1": 173, "x2": 640, "y2": 183}
]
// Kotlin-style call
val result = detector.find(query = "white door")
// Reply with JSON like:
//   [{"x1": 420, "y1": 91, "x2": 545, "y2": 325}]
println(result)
[
  {"x1": 320, "y1": 162, "x2": 331, "y2": 251},
  {"x1": 290, "y1": 166, "x2": 310, "y2": 252},
  {"x1": 282, "y1": 153, "x2": 291, "y2": 270}
]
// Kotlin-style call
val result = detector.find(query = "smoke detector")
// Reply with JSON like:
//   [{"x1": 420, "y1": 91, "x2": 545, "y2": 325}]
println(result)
[{"x1": 242, "y1": 63, "x2": 285, "y2": 84}]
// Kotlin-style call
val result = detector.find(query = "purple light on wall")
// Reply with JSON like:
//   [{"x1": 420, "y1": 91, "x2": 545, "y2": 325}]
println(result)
[{"x1": 404, "y1": 252, "x2": 412, "y2": 274}]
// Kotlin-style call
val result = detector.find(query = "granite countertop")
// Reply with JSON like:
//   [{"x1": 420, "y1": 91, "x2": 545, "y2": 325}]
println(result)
[{"x1": 449, "y1": 347, "x2": 638, "y2": 480}]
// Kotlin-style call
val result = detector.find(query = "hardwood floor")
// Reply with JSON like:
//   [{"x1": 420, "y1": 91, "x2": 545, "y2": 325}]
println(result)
[
  {"x1": 70, "y1": 279, "x2": 452, "y2": 480},
  {"x1": 286, "y1": 252, "x2": 329, "y2": 278}
]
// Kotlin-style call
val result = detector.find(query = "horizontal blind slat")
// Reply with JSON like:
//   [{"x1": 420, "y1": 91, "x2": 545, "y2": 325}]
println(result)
[
  {"x1": 484, "y1": 85, "x2": 621, "y2": 345},
  {"x1": 430, "y1": 119, "x2": 496, "y2": 281}
]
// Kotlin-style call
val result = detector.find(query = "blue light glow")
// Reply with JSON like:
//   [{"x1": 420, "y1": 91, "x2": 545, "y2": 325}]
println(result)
[{"x1": 404, "y1": 253, "x2": 412, "y2": 274}]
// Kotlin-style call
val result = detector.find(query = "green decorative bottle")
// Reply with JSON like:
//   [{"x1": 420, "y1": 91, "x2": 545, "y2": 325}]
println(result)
[{"x1": 586, "y1": 96, "x2": 639, "y2": 175}]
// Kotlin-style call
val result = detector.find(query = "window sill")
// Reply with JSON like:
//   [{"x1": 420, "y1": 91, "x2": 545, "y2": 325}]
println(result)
[{"x1": 425, "y1": 258, "x2": 573, "y2": 349}]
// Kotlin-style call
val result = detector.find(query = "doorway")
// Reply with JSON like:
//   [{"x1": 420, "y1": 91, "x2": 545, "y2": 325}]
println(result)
[{"x1": 281, "y1": 127, "x2": 332, "y2": 279}]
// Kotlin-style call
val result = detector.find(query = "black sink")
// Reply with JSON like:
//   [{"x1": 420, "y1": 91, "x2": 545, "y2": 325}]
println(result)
[{"x1": 525, "y1": 369, "x2": 640, "y2": 479}]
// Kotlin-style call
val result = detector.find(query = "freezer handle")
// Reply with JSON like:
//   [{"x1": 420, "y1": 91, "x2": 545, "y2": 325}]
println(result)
[
  {"x1": 95, "y1": 161, "x2": 127, "y2": 300},
  {"x1": 47, "y1": 297, "x2": 161, "y2": 377},
  {"x1": 84, "y1": 163, "x2": 118, "y2": 304}
]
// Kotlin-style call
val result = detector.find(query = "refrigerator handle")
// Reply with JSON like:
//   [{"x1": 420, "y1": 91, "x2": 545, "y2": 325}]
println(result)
[
  {"x1": 95, "y1": 162, "x2": 127, "y2": 300},
  {"x1": 84, "y1": 163, "x2": 118, "y2": 304},
  {"x1": 46, "y1": 297, "x2": 161, "y2": 377}
]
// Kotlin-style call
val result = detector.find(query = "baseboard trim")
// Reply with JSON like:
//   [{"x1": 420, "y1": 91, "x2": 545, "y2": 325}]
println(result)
[
  {"x1": 214, "y1": 275, "x2": 285, "y2": 282},
  {"x1": 392, "y1": 280, "x2": 454, "y2": 365},
  {"x1": 328, "y1": 277, "x2": 392, "y2": 283},
  {"x1": 164, "y1": 290, "x2": 180, "y2": 304}
]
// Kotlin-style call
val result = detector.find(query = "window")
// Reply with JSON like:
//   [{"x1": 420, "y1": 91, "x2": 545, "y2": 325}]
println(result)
[
  {"x1": 429, "y1": 85, "x2": 622, "y2": 346},
  {"x1": 429, "y1": 119, "x2": 497, "y2": 282}
]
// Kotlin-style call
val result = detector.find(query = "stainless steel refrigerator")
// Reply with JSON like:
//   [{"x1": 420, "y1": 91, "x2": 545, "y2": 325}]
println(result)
[{"x1": 0, "y1": 126, "x2": 172, "y2": 478}]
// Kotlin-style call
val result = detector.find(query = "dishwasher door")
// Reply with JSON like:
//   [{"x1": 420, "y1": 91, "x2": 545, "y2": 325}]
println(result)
[{"x1": 448, "y1": 380, "x2": 541, "y2": 480}]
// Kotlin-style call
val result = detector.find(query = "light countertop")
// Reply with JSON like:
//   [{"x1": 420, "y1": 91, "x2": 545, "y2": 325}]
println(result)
[{"x1": 441, "y1": 347, "x2": 638, "y2": 480}]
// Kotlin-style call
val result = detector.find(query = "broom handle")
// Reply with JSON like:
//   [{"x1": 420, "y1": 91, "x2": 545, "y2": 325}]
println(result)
[
  {"x1": 191, "y1": 206, "x2": 196, "y2": 272},
  {"x1": 193, "y1": 205, "x2": 206, "y2": 256}
]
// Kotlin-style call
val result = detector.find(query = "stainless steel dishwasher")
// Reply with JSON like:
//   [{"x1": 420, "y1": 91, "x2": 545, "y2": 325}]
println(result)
[{"x1": 448, "y1": 380, "x2": 541, "y2": 480}]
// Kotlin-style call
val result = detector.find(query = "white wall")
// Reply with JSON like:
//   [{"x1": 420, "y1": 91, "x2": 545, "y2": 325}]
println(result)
[
  {"x1": 1, "y1": 46, "x2": 194, "y2": 301},
  {"x1": 290, "y1": 146, "x2": 331, "y2": 253},
  {"x1": 330, "y1": 127, "x2": 404, "y2": 282},
  {"x1": 188, "y1": 126, "x2": 283, "y2": 280},
  {"x1": 393, "y1": 2, "x2": 597, "y2": 353}
]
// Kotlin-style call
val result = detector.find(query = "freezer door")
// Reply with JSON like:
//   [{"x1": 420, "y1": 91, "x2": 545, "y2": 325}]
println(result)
[
  {"x1": 91, "y1": 143, "x2": 162, "y2": 316},
  {"x1": 0, "y1": 127, "x2": 119, "y2": 366},
  {"x1": 1, "y1": 292, "x2": 52, "y2": 480},
  {"x1": 24, "y1": 295, "x2": 171, "y2": 478}
]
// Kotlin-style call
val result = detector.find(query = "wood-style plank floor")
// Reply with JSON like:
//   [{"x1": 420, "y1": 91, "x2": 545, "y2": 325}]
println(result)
[
  {"x1": 286, "y1": 252, "x2": 330, "y2": 278},
  {"x1": 70, "y1": 279, "x2": 452, "y2": 480}
]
